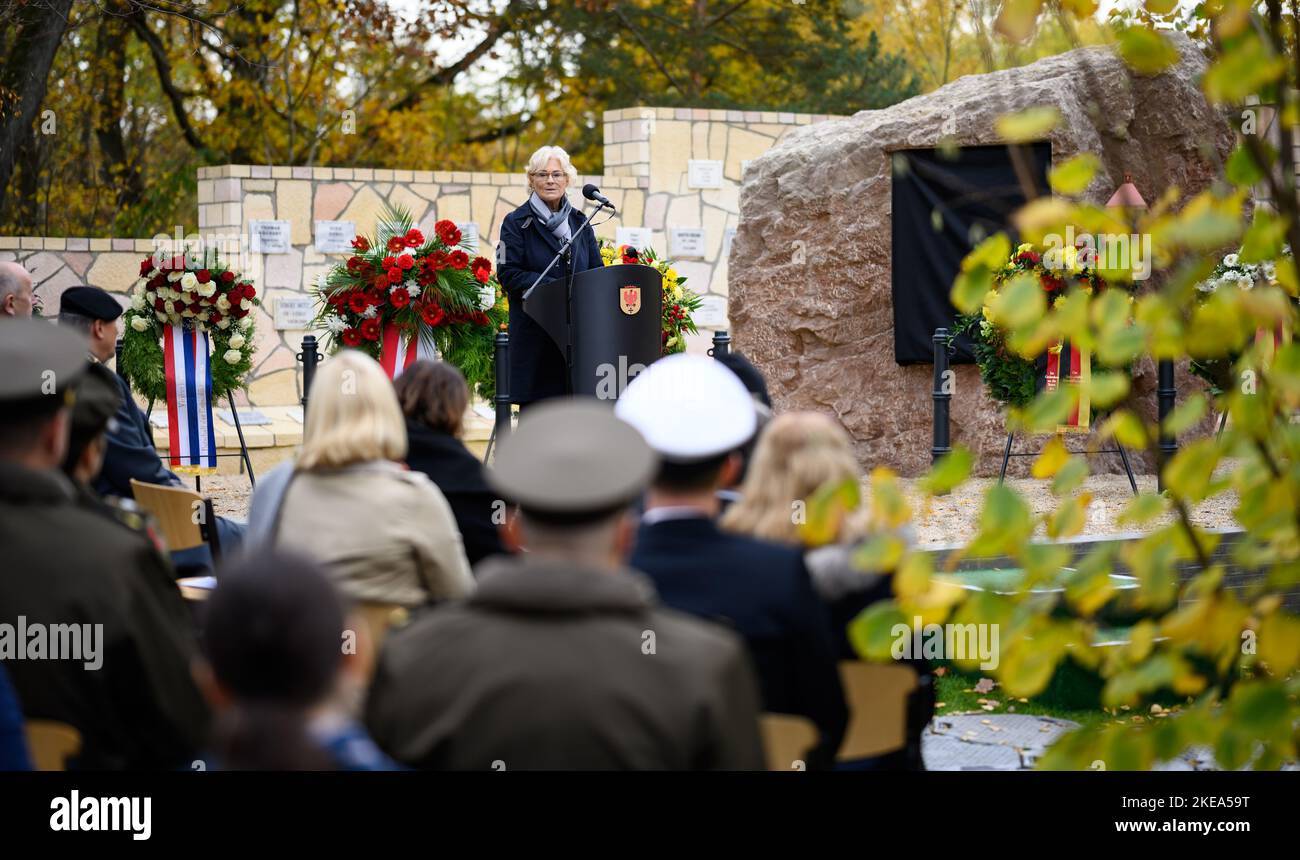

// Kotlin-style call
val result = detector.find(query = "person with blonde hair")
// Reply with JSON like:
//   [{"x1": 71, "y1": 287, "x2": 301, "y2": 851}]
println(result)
[
  {"x1": 246, "y1": 350, "x2": 473, "y2": 608},
  {"x1": 721, "y1": 411, "x2": 904, "y2": 652},
  {"x1": 495, "y1": 145, "x2": 604, "y2": 406}
]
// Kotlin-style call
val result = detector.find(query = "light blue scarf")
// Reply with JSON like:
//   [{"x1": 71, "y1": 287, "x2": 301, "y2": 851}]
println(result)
[{"x1": 529, "y1": 191, "x2": 573, "y2": 243}]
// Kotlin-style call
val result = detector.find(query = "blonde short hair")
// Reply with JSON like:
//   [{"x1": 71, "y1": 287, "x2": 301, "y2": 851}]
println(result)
[
  {"x1": 525, "y1": 145, "x2": 579, "y2": 190},
  {"x1": 720, "y1": 411, "x2": 866, "y2": 546},
  {"x1": 297, "y1": 350, "x2": 407, "y2": 470}
]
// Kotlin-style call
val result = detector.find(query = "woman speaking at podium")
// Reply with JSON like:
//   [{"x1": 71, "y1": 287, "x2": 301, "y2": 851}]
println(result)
[{"x1": 496, "y1": 146, "x2": 604, "y2": 408}]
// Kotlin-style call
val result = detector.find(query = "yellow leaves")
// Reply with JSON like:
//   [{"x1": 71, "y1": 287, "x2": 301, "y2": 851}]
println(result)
[
  {"x1": 868, "y1": 467, "x2": 911, "y2": 530},
  {"x1": 1255, "y1": 611, "x2": 1300, "y2": 677},
  {"x1": 989, "y1": 272, "x2": 1045, "y2": 329},
  {"x1": 1087, "y1": 371, "x2": 1130, "y2": 410},
  {"x1": 1048, "y1": 153, "x2": 1100, "y2": 195},
  {"x1": 1118, "y1": 492, "x2": 1168, "y2": 528},
  {"x1": 993, "y1": 0, "x2": 1044, "y2": 44},
  {"x1": 1100, "y1": 409, "x2": 1149, "y2": 450},
  {"x1": 1047, "y1": 492, "x2": 1091, "y2": 539},
  {"x1": 1011, "y1": 196, "x2": 1074, "y2": 245},
  {"x1": 967, "y1": 483, "x2": 1033, "y2": 558},
  {"x1": 1203, "y1": 33, "x2": 1288, "y2": 104},
  {"x1": 1031, "y1": 434, "x2": 1069, "y2": 479},
  {"x1": 1162, "y1": 392, "x2": 1207, "y2": 438},
  {"x1": 1148, "y1": 189, "x2": 1245, "y2": 252},
  {"x1": 1161, "y1": 438, "x2": 1223, "y2": 502},
  {"x1": 1117, "y1": 26, "x2": 1181, "y2": 76},
  {"x1": 799, "y1": 477, "x2": 861, "y2": 547},
  {"x1": 952, "y1": 233, "x2": 1009, "y2": 314},
  {"x1": 995, "y1": 105, "x2": 1059, "y2": 143},
  {"x1": 920, "y1": 446, "x2": 974, "y2": 496}
]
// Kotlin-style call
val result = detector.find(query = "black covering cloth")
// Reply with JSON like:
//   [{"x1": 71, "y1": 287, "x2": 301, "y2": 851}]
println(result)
[{"x1": 890, "y1": 142, "x2": 1051, "y2": 364}]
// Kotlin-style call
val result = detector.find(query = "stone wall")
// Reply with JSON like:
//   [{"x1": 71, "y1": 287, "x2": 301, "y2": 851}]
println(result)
[
  {"x1": 2, "y1": 106, "x2": 836, "y2": 407},
  {"x1": 730, "y1": 35, "x2": 1234, "y2": 477}
]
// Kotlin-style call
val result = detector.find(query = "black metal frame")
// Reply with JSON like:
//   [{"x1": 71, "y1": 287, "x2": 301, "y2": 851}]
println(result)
[{"x1": 998, "y1": 431, "x2": 1139, "y2": 495}]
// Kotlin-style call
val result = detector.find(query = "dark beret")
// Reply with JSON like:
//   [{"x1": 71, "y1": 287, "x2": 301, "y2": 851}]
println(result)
[{"x1": 60, "y1": 286, "x2": 123, "y2": 321}]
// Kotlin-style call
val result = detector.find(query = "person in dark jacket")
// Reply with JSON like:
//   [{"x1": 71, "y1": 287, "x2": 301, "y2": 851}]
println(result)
[
  {"x1": 494, "y1": 145, "x2": 604, "y2": 406},
  {"x1": 366, "y1": 399, "x2": 765, "y2": 770},
  {"x1": 0, "y1": 319, "x2": 209, "y2": 769},
  {"x1": 393, "y1": 360, "x2": 508, "y2": 566},
  {"x1": 57, "y1": 286, "x2": 245, "y2": 570},
  {"x1": 617, "y1": 354, "x2": 848, "y2": 768}
]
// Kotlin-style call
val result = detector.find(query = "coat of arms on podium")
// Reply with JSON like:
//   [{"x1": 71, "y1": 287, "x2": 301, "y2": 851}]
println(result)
[{"x1": 620, "y1": 286, "x2": 641, "y2": 315}]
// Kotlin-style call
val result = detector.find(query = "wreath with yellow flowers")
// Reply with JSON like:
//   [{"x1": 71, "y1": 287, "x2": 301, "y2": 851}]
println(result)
[
  {"x1": 953, "y1": 242, "x2": 1107, "y2": 407},
  {"x1": 598, "y1": 239, "x2": 703, "y2": 355}
]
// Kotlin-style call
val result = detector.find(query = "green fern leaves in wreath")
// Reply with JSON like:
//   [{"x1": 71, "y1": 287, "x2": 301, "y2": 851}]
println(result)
[
  {"x1": 118, "y1": 254, "x2": 261, "y2": 404},
  {"x1": 310, "y1": 203, "x2": 505, "y2": 400}
]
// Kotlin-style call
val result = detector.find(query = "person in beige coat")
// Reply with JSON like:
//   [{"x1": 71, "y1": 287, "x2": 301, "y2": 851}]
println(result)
[
  {"x1": 246, "y1": 350, "x2": 473, "y2": 608},
  {"x1": 365, "y1": 399, "x2": 765, "y2": 770}
]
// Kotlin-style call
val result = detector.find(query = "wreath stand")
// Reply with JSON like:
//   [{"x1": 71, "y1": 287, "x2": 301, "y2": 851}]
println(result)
[
  {"x1": 998, "y1": 430, "x2": 1138, "y2": 495},
  {"x1": 144, "y1": 392, "x2": 257, "y2": 492}
]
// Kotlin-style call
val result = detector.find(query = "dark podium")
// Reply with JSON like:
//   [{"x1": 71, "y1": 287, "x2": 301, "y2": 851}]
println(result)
[{"x1": 523, "y1": 264, "x2": 663, "y2": 397}]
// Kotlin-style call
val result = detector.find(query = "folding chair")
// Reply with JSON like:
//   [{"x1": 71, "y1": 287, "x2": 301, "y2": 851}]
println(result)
[
  {"x1": 24, "y1": 719, "x2": 82, "y2": 771},
  {"x1": 759, "y1": 713, "x2": 820, "y2": 771},
  {"x1": 837, "y1": 661, "x2": 928, "y2": 766},
  {"x1": 129, "y1": 478, "x2": 221, "y2": 563}
]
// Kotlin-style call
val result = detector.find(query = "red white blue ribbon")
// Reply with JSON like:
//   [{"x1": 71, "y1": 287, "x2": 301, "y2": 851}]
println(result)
[{"x1": 162, "y1": 323, "x2": 217, "y2": 474}]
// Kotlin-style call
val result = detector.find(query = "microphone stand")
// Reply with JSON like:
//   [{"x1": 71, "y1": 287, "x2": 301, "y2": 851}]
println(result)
[{"x1": 522, "y1": 199, "x2": 616, "y2": 392}]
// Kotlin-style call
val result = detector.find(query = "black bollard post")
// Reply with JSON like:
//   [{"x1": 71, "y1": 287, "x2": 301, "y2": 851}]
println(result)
[
  {"x1": 494, "y1": 329, "x2": 511, "y2": 445},
  {"x1": 1157, "y1": 357, "x2": 1177, "y2": 492},
  {"x1": 931, "y1": 328, "x2": 952, "y2": 472},
  {"x1": 710, "y1": 329, "x2": 731, "y2": 358},
  {"x1": 298, "y1": 335, "x2": 319, "y2": 432}
]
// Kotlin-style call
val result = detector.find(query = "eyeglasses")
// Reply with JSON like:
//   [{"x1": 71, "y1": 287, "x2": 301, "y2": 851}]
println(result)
[{"x1": 530, "y1": 171, "x2": 568, "y2": 182}]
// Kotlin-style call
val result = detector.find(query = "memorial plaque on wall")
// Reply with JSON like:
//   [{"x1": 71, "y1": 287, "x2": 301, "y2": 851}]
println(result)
[
  {"x1": 249, "y1": 220, "x2": 291, "y2": 254},
  {"x1": 275, "y1": 296, "x2": 316, "y2": 330},
  {"x1": 669, "y1": 227, "x2": 706, "y2": 258},
  {"x1": 314, "y1": 220, "x2": 356, "y2": 253},
  {"x1": 694, "y1": 294, "x2": 728, "y2": 328},
  {"x1": 688, "y1": 160, "x2": 724, "y2": 189},
  {"x1": 616, "y1": 227, "x2": 654, "y2": 251}
]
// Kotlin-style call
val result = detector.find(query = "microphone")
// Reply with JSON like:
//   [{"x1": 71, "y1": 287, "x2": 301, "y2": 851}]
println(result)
[{"x1": 583, "y1": 183, "x2": 615, "y2": 211}]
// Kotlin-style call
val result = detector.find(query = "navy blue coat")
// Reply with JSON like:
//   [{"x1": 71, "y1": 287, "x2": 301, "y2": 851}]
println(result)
[
  {"x1": 95, "y1": 372, "x2": 183, "y2": 500},
  {"x1": 495, "y1": 199, "x2": 603, "y2": 404},
  {"x1": 631, "y1": 516, "x2": 849, "y2": 767}
]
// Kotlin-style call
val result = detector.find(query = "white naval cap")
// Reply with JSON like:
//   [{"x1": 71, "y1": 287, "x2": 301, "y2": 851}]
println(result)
[{"x1": 614, "y1": 352, "x2": 757, "y2": 462}]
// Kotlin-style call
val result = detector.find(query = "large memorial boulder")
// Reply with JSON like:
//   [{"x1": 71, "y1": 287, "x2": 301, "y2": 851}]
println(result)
[{"x1": 730, "y1": 34, "x2": 1233, "y2": 476}]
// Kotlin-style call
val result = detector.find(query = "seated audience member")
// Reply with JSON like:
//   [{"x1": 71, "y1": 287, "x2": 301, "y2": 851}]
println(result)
[
  {"x1": 0, "y1": 663, "x2": 32, "y2": 771},
  {"x1": 393, "y1": 360, "x2": 508, "y2": 566},
  {"x1": 0, "y1": 319, "x2": 208, "y2": 769},
  {"x1": 616, "y1": 354, "x2": 848, "y2": 768},
  {"x1": 366, "y1": 400, "x2": 765, "y2": 770},
  {"x1": 722, "y1": 411, "x2": 933, "y2": 768},
  {"x1": 246, "y1": 350, "x2": 473, "y2": 608},
  {"x1": 56, "y1": 286, "x2": 246, "y2": 567},
  {"x1": 196, "y1": 552, "x2": 398, "y2": 771},
  {"x1": 720, "y1": 411, "x2": 898, "y2": 654},
  {"x1": 0, "y1": 261, "x2": 34, "y2": 318}
]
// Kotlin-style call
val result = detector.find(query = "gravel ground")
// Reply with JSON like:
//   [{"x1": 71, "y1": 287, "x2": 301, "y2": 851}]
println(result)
[
  {"x1": 907, "y1": 473, "x2": 1240, "y2": 545},
  {"x1": 202, "y1": 470, "x2": 1242, "y2": 545}
]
